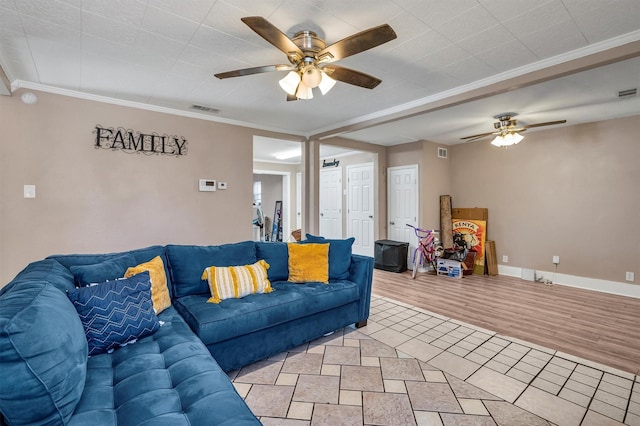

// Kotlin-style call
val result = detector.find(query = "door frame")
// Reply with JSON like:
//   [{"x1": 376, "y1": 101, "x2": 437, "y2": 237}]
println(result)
[{"x1": 254, "y1": 169, "x2": 291, "y2": 241}]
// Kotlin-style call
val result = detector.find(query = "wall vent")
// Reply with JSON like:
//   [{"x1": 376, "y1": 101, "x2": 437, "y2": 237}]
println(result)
[
  {"x1": 191, "y1": 104, "x2": 221, "y2": 113},
  {"x1": 618, "y1": 88, "x2": 637, "y2": 98},
  {"x1": 437, "y1": 147, "x2": 448, "y2": 159}
]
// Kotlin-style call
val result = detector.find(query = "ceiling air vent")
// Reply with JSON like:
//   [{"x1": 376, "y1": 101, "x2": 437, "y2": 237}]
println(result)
[
  {"x1": 191, "y1": 104, "x2": 221, "y2": 113},
  {"x1": 437, "y1": 147, "x2": 448, "y2": 159},
  {"x1": 618, "y1": 88, "x2": 637, "y2": 98}
]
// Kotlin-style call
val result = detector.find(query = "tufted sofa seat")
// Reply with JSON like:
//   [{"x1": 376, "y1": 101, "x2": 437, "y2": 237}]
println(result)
[{"x1": 68, "y1": 306, "x2": 258, "y2": 426}]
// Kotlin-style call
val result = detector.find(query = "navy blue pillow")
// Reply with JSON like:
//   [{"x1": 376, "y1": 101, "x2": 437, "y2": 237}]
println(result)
[
  {"x1": 256, "y1": 242, "x2": 289, "y2": 281},
  {"x1": 69, "y1": 253, "x2": 137, "y2": 286},
  {"x1": 67, "y1": 271, "x2": 160, "y2": 356},
  {"x1": 304, "y1": 234, "x2": 354, "y2": 280}
]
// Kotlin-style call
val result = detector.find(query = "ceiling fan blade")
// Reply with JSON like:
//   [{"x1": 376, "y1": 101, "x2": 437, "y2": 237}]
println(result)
[
  {"x1": 317, "y1": 24, "x2": 397, "y2": 62},
  {"x1": 241, "y1": 17, "x2": 303, "y2": 61},
  {"x1": 460, "y1": 132, "x2": 496, "y2": 141},
  {"x1": 322, "y1": 65, "x2": 381, "y2": 89},
  {"x1": 286, "y1": 93, "x2": 298, "y2": 102},
  {"x1": 523, "y1": 120, "x2": 567, "y2": 129},
  {"x1": 214, "y1": 64, "x2": 293, "y2": 79}
]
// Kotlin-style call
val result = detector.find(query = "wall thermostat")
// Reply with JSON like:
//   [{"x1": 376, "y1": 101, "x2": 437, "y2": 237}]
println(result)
[{"x1": 199, "y1": 179, "x2": 216, "y2": 192}]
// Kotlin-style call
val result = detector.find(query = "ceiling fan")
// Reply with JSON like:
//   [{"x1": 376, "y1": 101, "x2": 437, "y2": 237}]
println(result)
[
  {"x1": 460, "y1": 113, "x2": 567, "y2": 147},
  {"x1": 214, "y1": 17, "x2": 397, "y2": 100}
]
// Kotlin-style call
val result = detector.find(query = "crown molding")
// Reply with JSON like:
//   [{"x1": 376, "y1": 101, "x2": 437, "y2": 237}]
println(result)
[
  {"x1": 9, "y1": 80, "x2": 307, "y2": 138},
  {"x1": 309, "y1": 30, "x2": 640, "y2": 140}
]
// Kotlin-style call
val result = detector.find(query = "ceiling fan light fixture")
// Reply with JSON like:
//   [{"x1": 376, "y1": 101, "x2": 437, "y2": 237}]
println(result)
[
  {"x1": 318, "y1": 71, "x2": 336, "y2": 95},
  {"x1": 295, "y1": 82, "x2": 313, "y2": 100},
  {"x1": 279, "y1": 71, "x2": 301, "y2": 95},
  {"x1": 301, "y1": 65, "x2": 322, "y2": 88},
  {"x1": 491, "y1": 132, "x2": 524, "y2": 147}
]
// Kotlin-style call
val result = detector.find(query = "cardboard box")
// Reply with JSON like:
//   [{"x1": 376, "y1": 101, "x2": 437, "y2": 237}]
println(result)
[{"x1": 437, "y1": 259, "x2": 463, "y2": 279}]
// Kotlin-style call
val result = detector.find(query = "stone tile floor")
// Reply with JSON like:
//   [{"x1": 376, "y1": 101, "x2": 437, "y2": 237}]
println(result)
[{"x1": 229, "y1": 295, "x2": 640, "y2": 425}]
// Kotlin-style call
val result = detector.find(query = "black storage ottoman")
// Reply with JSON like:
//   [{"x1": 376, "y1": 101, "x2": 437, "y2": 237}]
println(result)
[{"x1": 374, "y1": 240, "x2": 409, "y2": 273}]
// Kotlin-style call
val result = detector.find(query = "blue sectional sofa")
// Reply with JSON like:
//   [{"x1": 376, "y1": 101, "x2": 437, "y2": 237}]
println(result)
[{"x1": 0, "y1": 240, "x2": 374, "y2": 425}]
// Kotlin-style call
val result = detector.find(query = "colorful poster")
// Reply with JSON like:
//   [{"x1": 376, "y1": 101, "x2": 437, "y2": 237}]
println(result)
[{"x1": 452, "y1": 219, "x2": 487, "y2": 274}]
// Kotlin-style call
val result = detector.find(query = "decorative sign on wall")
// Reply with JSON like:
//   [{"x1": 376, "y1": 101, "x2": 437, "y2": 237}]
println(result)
[
  {"x1": 322, "y1": 159, "x2": 340, "y2": 168},
  {"x1": 93, "y1": 125, "x2": 188, "y2": 156}
]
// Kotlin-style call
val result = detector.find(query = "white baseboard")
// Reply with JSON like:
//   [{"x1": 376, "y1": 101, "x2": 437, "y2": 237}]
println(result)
[{"x1": 497, "y1": 265, "x2": 640, "y2": 299}]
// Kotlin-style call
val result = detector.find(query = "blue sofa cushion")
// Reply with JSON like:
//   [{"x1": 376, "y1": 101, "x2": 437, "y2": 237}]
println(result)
[
  {"x1": 70, "y1": 253, "x2": 137, "y2": 286},
  {"x1": 67, "y1": 271, "x2": 160, "y2": 356},
  {"x1": 256, "y1": 241, "x2": 289, "y2": 281},
  {"x1": 0, "y1": 282, "x2": 88, "y2": 425},
  {"x1": 0, "y1": 259, "x2": 76, "y2": 295},
  {"x1": 68, "y1": 307, "x2": 259, "y2": 425},
  {"x1": 304, "y1": 235, "x2": 355, "y2": 280},
  {"x1": 173, "y1": 279, "x2": 360, "y2": 346},
  {"x1": 47, "y1": 246, "x2": 173, "y2": 297},
  {"x1": 166, "y1": 242, "x2": 257, "y2": 298}
]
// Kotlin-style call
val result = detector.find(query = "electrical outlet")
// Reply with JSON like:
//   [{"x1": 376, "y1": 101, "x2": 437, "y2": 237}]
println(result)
[
  {"x1": 502, "y1": 255, "x2": 508, "y2": 263},
  {"x1": 552, "y1": 255, "x2": 560, "y2": 264},
  {"x1": 626, "y1": 272, "x2": 635, "y2": 282}
]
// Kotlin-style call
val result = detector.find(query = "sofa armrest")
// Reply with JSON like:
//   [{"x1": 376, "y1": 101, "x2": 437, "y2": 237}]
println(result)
[{"x1": 348, "y1": 254, "x2": 374, "y2": 324}]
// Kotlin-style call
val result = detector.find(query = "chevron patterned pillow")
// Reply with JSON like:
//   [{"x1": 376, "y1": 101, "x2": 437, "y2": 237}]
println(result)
[{"x1": 67, "y1": 271, "x2": 160, "y2": 356}]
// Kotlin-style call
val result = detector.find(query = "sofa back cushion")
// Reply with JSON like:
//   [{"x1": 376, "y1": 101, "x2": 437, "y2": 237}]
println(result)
[
  {"x1": 47, "y1": 246, "x2": 172, "y2": 296},
  {"x1": 1, "y1": 259, "x2": 76, "y2": 296},
  {"x1": 0, "y1": 282, "x2": 88, "y2": 425},
  {"x1": 256, "y1": 242, "x2": 289, "y2": 281},
  {"x1": 303, "y1": 235, "x2": 355, "y2": 280},
  {"x1": 166, "y1": 242, "x2": 257, "y2": 298},
  {"x1": 69, "y1": 253, "x2": 137, "y2": 286}
]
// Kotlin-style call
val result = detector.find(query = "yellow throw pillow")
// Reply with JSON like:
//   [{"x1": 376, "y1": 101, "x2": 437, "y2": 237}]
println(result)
[
  {"x1": 202, "y1": 260, "x2": 273, "y2": 304},
  {"x1": 124, "y1": 256, "x2": 171, "y2": 314},
  {"x1": 287, "y1": 243, "x2": 329, "y2": 284}
]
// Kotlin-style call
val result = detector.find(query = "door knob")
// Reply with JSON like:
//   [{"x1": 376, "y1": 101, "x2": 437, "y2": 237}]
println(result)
[
  {"x1": 369, "y1": 215, "x2": 373, "y2": 219},
  {"x1": 390, "y1": 221, "x2": 395, "y2": 225}
]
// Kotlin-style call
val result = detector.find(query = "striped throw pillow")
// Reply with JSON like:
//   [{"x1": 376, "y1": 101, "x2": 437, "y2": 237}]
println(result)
[{"x1": 201, "y1": 260, "x2": 273, "y2": 304}]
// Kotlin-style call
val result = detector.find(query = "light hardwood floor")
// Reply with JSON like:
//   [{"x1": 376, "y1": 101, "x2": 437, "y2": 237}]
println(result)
[{"x1": 371, "y1": 268, "x2": 640, "y2": 375}]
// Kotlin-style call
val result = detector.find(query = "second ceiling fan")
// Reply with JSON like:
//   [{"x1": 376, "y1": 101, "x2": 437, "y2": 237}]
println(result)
[
  {"x1": 214, "y1": 17, "x2": 397, "y2": 100},
  {"x1": 460, "y1": 113, "x2": 567, "y2": 147}
]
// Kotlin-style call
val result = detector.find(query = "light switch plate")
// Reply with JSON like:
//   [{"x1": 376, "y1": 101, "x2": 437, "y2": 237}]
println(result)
[
  {"x1": 24, "y1": 185, "x2": 36, "y2": 198},
  {"x1": 217, "y1": 181, "x2": 227, "y2": 190}
]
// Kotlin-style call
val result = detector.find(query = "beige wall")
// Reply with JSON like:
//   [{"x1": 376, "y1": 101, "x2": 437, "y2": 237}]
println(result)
[
  {"x1": 0, "y1": 90, "x2": 284, "y2": 284},
  {"x1": 2, "y1": 89, "x2": 637, "y2": 287},
  {"x1": 449, "y1": 116, "x2": 640, "y2": 283}
]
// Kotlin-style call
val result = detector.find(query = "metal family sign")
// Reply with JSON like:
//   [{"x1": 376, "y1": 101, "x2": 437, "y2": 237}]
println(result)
[{"x1": 93, "y1": 125, "x2": 188, "y2": 157}]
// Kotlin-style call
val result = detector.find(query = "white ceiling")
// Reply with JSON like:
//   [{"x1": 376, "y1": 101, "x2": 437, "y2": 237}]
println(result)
[{"x1": 1, "y1": 0, "x2": 640, "y2": 149}]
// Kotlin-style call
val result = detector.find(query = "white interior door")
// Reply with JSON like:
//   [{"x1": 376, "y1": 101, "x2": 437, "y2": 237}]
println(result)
[
  {"x1": 347, "y1": 163, "x2": 374, "y2": 256},
  {"x1": 319, "y1": 168, "x2": 342, "y2": 239},
  {"x1": 387, "y1": 165, "x2": 418, "y2": 244}
]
